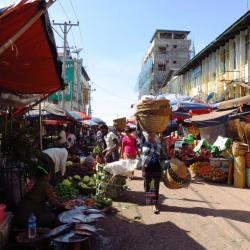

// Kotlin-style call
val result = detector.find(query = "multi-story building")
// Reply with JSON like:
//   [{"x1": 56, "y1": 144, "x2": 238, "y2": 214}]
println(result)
[
  {"x1": 49, "y1": 54, "x2": 90, "y2": 112},
  {"x1": 167, "y1": 11, "x2": 250, "y2": 102},
  {"x1": 136, "y1": 29, "x2": 191, "y2": 97}
]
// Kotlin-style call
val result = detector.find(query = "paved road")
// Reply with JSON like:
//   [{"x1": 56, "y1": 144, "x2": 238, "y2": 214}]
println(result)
[{"x1": 94, "y1": 170, "x2": 250, "y2": 250}]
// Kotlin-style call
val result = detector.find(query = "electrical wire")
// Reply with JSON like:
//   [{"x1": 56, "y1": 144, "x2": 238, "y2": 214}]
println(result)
[
  {"x1": 68, "y1": 0, "x2": 78, "y2": 22},
  {"x1": 52, "y1": 26, "x2": 64, "y2": 40},
  {"x1": 91, "y1": 81, "x2": 136, "y2": 102},
  {"x1": 67, "y1": 0, "x2": 89, "y2": 70},
  {"x1": 58, "y1": 0, "x2": 70, "y2": 21}
]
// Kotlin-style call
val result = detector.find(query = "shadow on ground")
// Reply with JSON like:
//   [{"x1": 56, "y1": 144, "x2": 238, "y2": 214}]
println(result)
[
  {"x1": 120, "y1": 189, "x2": 250, "y2": 224},
  {"x1": 93, "y1": 213, "x2": 205, "y2": 250}
]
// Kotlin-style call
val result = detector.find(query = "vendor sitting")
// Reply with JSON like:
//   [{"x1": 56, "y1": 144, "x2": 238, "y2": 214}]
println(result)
[
  {"x1": 180, "y1": 143, "x2": 196, "y2": 167},
  {"x1": 199, "y1": 145, "x2": 211, "y2": 162},
  {"x1": 14, "y1": 162, "x2": 65, "y2": 228}
]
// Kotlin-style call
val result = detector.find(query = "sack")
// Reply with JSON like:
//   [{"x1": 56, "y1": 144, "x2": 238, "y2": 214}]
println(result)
[{"x1": 105, "y1": 159, "x2": 139, "y2": 176}]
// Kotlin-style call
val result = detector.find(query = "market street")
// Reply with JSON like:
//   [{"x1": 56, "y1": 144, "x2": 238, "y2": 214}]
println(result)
[{"x1": 96, "y1": 171, "x2": 250, "y2": 250}]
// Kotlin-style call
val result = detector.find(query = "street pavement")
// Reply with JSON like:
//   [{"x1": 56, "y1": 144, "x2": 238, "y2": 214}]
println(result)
[{"x1": 94, "y1": 170, "x2": 250, "y2": 250}]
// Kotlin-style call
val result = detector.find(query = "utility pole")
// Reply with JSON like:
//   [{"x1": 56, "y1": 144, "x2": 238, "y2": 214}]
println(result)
[
  {"x1": 72, "y1": 48, "x2": 83, "y2": 111},
  {"x1": 52, "y1": 21, "x2": 79, "y2": 110}
]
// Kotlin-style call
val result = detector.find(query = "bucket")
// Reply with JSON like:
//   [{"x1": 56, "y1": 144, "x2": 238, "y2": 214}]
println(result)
[
  {"x1": 234, "y1": 156, "x2": 246, "y2": 188},
  {"x1": 0, "y1": 203, "x2": 6, "y2": 224},
  {"x1": 246, "y1": 168, "x2": 250, "y2": 188}
]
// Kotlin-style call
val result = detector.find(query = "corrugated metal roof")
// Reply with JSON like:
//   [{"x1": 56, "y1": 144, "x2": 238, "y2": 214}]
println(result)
[{"x1": 176, "y1": 10, "x2": 250, "y2": 75}]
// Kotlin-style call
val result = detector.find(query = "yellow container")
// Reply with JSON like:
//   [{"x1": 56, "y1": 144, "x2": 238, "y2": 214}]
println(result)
[{"x1": 234, "y1": 156, "x2": 245, "y2": 188}]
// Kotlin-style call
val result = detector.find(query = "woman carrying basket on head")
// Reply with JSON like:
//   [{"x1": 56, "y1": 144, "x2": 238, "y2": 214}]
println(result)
[{"x1": 141, "y1": 131, "x2": 163, "y2": 214}]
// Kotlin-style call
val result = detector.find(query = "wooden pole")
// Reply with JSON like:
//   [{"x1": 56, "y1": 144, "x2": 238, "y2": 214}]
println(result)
[
  {"x1": 39, "y1": 102, "x2": 43, "y2": 150},
  {"x1": 0, "y1": 0, "x2": 55, "y2": 56}
]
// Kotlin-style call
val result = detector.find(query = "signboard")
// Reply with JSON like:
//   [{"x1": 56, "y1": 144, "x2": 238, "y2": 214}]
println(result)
[{"x1": 49, "y1": 60, "x2": 74, "y2": 102}]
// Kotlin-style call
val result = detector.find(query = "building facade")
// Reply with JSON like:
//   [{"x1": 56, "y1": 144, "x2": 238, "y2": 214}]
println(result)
[
  {"x1": 49, "y1": 56, "x2": 90, "y2": 112},
  {"x1": 166, "y1": 11, "x2": 250, "y2": 102},
  {"x1": 136, "y1": 29, "x2": 191, "y2": 97}
]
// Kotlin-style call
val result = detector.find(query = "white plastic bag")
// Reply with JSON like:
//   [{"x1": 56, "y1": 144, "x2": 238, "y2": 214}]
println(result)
[{"x1": 105, "y1": 159, "x2": 139, "y2": 176}]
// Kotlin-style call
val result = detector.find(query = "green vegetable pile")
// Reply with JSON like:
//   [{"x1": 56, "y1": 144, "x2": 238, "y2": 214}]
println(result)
[
  {"x1": 78, "y1": 175, "x2": 97, "y2": 190},
  {"x1": 92, "y1": 195, "x2": 112, "y2": 209},
  {"x1": 55, "y1": 183, "x2": 79, "y2": 201}
]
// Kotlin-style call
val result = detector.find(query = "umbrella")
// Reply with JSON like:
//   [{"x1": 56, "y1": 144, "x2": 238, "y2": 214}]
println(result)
[
  {"x1": 82, "y1": 120, "x2": 98, "y2": 126},
  {"x1": 91, "y1": 117, "x2": 106, "y2": 125},
  {"x1": 69, "y1": 111, "x2": 91, "y2": 121}
]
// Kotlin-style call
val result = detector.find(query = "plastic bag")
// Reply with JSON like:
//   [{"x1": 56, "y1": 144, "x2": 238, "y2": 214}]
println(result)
[
  {"x1": 105, "y1": 159, "x2": 139, "y2": 176},
  {"x1": 213, "y1": 136, "x2": 232, "y2": 151},
  {"x1": 135, "y1": 157, "x2": 142, "y2": 170}
]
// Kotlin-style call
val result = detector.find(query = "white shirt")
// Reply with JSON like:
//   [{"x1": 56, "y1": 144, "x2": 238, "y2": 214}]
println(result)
[
  {"x1": 104, "y1": 132, "x2": 118, "y2": 150},
  {"x1": 67, "y1": 133, "x2": 76, "y2": 148},
  {"x1": 58, "y1": 130, "x2": 67, "y2": 144},
  {"x1": 43, "y1": 148, "x2": 68, "y2": 176}
]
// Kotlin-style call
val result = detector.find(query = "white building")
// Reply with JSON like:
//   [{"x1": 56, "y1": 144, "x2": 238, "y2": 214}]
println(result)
[{"x1": 137, "y1": 29, "x2": 191, "y2": 97}]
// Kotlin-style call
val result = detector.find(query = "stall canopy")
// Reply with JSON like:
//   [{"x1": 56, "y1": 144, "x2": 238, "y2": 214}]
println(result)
[
  {"x1": 212, "y1": 95, "x2": 250, "y2": 110},
  {"x1": 33, "y1": 101, "x2": 67, "y2": 117},
  {"x1": 0, "y1": 0, "x2": 63, "y2": 99},
  {"x1": 190, "y1": 109, "x2": 237, "y2": 128}
]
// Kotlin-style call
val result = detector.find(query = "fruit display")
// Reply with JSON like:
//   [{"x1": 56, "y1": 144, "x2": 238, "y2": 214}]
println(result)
[
  {"x1": 201, "y1": 166, "x2": 228, "y2": 182},
  {"x1": 190, "y1": 162, "x2": 208, "y2": 175},
  {"x1": 55, "y1": 183, "x2": 79, "y2": 201}
]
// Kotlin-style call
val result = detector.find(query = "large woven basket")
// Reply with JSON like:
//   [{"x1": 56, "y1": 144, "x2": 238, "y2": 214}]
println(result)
[
  {"x1": 137, "y1": 114, "x2": 170, "y2": 133},
  {"x1": 113, "y1": 117, "x2": 126, "y2": 131},
  {"x1": 136, "y1": 99, "x2": 170, "y2": 115}
]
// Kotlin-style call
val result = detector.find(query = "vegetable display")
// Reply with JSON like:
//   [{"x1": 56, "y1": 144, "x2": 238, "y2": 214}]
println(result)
[{"x1": 55, "y1": 183, "x2": 79, "y2": 201}]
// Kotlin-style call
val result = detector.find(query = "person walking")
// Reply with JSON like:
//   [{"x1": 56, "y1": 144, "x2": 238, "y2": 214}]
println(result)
[
  {"x1": 120, "y1": 127, "x2": 138, "y2": 160},
  {"x1": 141, "y1": 132, "x2": 162, "y2": 214}
]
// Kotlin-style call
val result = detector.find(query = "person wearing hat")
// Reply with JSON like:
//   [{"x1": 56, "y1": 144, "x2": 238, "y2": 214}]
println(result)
[
  {"x1": 14, "y1": 162, "x2": 65, "y2": 228},
  {"x1": 141, "y1": 131, "x2": 162, "y2": 214}
]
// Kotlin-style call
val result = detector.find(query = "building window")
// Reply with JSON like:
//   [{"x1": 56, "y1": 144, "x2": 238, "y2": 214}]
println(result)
[
  {"x1": 245, "y1": 33, "x2": 249, "y2": 64},
  {"x1": 174, "y1": 33, "x2": 186, "y2": 39},
  {"x1": 158, "y1": 64, "x2": 166, "y2": 71},
  {"x1": 173, "y1": 45, "x2": 177, "y2": 48},
  {"x1": 173, "y1": 61, "x2": 177, "y2": 64},
  {"x1": 233, "y1": 41, "x2": 236, "y2": 70},
  {"x1": 158, "y1": 46, "x2": 166, "y2": 54},
  {"x1": 159, "y1": 32, "x2": 172, "y2": 39},
  {"x1": 52, "y1": 100, "x2": 58, "y2": 104},
  {"x1": 166, "y1": 60, "x2": 169, "y2": 64}
]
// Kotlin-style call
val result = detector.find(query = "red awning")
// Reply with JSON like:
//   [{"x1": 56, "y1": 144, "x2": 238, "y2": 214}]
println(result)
[
  {"x1": 0, "y1": 0, "x2": 63, "y2": 94},
  {"x1": 43, "y1": 119, "x2": 72, "y2": 125}
]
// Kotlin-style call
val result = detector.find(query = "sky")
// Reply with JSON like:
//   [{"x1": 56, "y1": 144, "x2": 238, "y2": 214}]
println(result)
[{"x1": 1, "y1": 0, "x2": 249, "y2": 125}]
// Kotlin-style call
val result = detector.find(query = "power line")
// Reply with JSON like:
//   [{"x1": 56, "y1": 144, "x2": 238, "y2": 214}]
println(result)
[
  {"x1": 52, "y1": 26, "x2": 64, "y2": 40},
  {"x1": 58, "y1": 0, "x2": 70, "y2": 21},
  {"x1": 68, "y1": 0, "x2": 78, "y2": 22},
  {"x1": 91, "y1": 81, "x2": 136, "y2": 102},
  {"x1": 67, "y1": 0, "x2": 89, "y2": 71}
]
